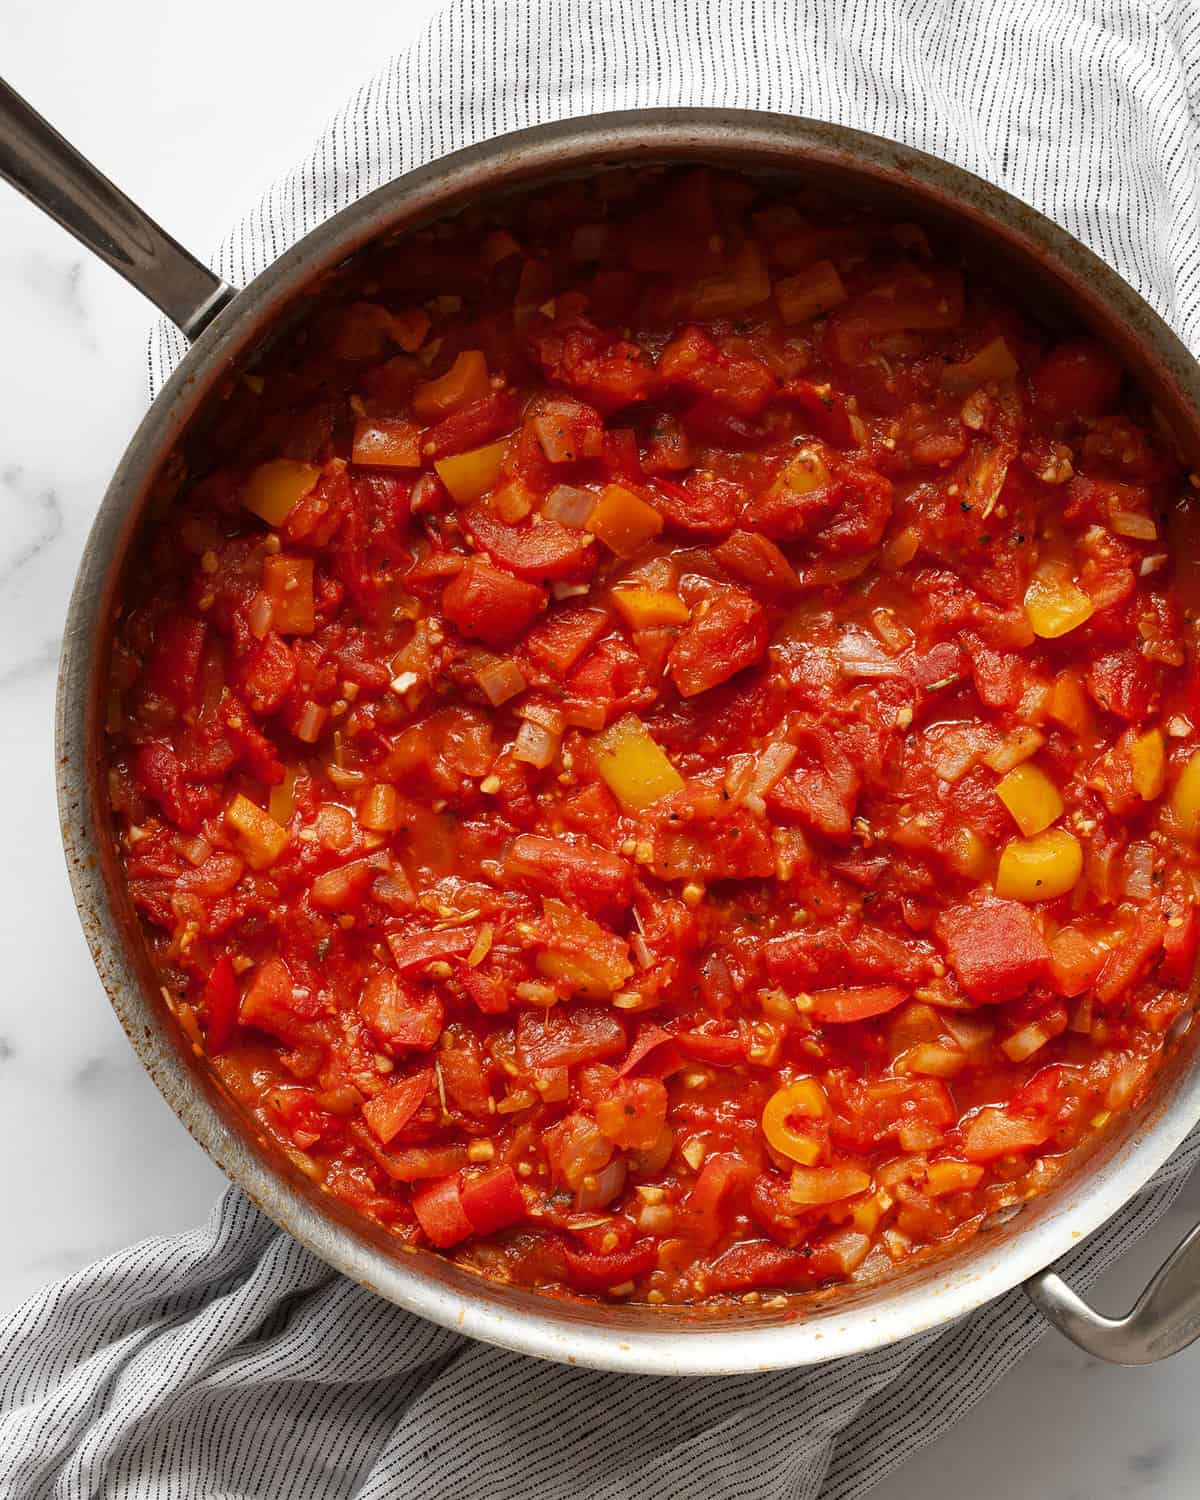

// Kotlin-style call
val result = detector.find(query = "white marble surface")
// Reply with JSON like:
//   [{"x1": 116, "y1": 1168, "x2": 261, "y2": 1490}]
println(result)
[{"x1": 3, "y1": 2, "x2": 1200, "y2": 1493}]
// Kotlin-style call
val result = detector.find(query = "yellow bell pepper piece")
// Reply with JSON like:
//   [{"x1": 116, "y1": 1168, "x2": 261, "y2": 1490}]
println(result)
[
  {"x1": 1047, "y1": 668, "x2": 1093, "y2": 736},
  {"x1": 948, "y1": 826, "x2": 992, "y2": 880},
  {"x1": 351, "y1": 417, "x2": 422, "y2": 469},
  {"x1": 262, "y1": 555, "x2": 315, "y2": 635},
  {"x1": 774, "y1": 259, "x2": 848, "y2": 324},
  {"x1": 788, "y1": 1165, "x2": 872, "y2": 1205},
  {"x1": 850, "y1": 1193, "x2": 885, "y2": 1235},
  {"x1": 767, "y1": 445, "x2": 830, "y2": 501},
  {"x1": 226, "y1": 794, "x2": 290, "y2": 871},
  {"x1": 611, "y1": 588, "x2": 690, "y2": 630},
  {"x1": 434, "y1": 438, "x2": 510, "y2": 504},
  {"x1": 1024, "y1": 569, "x2": 1095, "y2": 638},
  {"x1": 591, "y1": 713, "x2": 684, "y2": 811},
  {"x1": 682, "y1": 242, "x2": 771, "y2": 319},
  {"x1": 995, "y1": 827, "x2": 1083, "y2": 901},
  {"x1": 241, "y1": 460, "x2": 320, "y2": 527},
  {"x1": 411, "y1": 350, "x2": 490, "y2": 421},
  {"x1": 533, "y1": 899, "x2": 634, "y2": 998},
  {"x1": 995, "y1": 761, "x2": 1064, "y2": 837},
  {"x1": 1129, "y1": 728, "x2": 1166, "y2": 801},
  {"x1": 762, "y1": 1079, "x2": 828, "y2": 1165},
  {"x1": 359, "y1": 784, "x2": 401, "y2": 832},
  {"x1": 587, "y1": 485, "x2": 664, "y2": 558},
  {"x1": 925, "y1": 1160, "x2": 984, "y2": 1197},
  {"x1": 1171, "y1": 749, "x2": 1200, "y2": 834},
  {"x1": 267, "y1": 766, "x2": 297, "y2": 828},
  {"x1": 941, "y1": 336, "x2": 1019, "y2": 393}
]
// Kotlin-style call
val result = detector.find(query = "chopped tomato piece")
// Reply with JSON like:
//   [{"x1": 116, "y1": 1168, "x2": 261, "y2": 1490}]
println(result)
[
  {"x1": 460, "y1": 1166, "x2": 526, "y2": 1236},
  {"x1": 962, "y1": 1107, "x2": 1052, "y2": 1162},
  {"x1": 1161, "y1": 905, "x2": 1198, "y2": 988},
  {"x1": 709, "y1": 1240, "x2": 844, "y2": 1292},
  {"x1": 668, "y1": 588, "x2": 767, "y2": 697},
  {"x1": 466, "y1": 510, "x2": 596, "y2": 582},
  {"x1": 1032, "y1": 338, "x2": 1122, "y2": 422},
  {"x1": 562, "y1": 1240, "x2": 659, "y2": 1292},
  {"x1": 412, "y1": 1174, "x2": 474, "y2": 1247},
  {"x1": 516, "y1": 1006, "x2": 626, "y2": 1071},
  {"x1": 147, "y1": 615, "x2": 207, "y2": 711},
  {"x1": 385, "y1": 930, "x2": 476, "y2": 974},
  {"x1": 937, "y1": 900, "x2": 1051, "y2": 1003},
  {"x1": 504, "y1": 833, "x2": 633, "y2": 919},
  {"x1": 441, "y1": 556, "x2": 546, "y2": 647},
  {"x1": 517, "y1": 605, "x2": 609, "y2": 680},
  {"x1": 361, "y1": 1068, "x2": 434, "y2": 1144}
]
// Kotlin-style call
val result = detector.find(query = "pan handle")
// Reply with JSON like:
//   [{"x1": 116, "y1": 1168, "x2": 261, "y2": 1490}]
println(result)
[
  {"x1": 1025, "y1": 1218, "x2": 1200, "y2": 1364},
  {"x1": 0, "y1": 77, "x2": 237, "y2": 340}
]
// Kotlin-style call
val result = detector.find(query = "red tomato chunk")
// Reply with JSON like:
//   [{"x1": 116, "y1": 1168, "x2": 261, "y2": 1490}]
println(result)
[{"x1": 108, "y1": 166, "x2": 1200, "y2": 1310}]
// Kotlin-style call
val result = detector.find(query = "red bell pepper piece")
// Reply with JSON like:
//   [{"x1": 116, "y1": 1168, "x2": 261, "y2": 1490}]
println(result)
[
  {"x1": 805, "y1": 984, "x2": 909, "y2": 1024},
  {"x1": 201, "y1": 954, "x2": 239, "y2": 1055},
  {"x1": 562, "y1": 1240, "x2": 658, "y2": 1293},
  {"x1": 1161, "y1": 905, "x2": 1198, "y2": 988}
]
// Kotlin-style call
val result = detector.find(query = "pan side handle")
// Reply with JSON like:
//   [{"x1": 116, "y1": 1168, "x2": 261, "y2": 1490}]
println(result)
[
  {"x1": 0, "y1": 77, "x2": 237, "y2": 340},
  {"x1": 1026, "y1": 1219, "x2": 1200, "y2": 1364}
]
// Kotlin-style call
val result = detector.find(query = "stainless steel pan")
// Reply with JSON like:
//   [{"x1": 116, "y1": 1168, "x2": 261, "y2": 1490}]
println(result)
[{"x1": 6, "y1": 76, "x2": 1200, "y2": 1374}]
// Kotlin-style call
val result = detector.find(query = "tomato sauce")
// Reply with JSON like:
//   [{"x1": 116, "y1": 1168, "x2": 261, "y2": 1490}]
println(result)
[{"x1": 107, "y1": 167, "x2": 1200, "y2": 1305}]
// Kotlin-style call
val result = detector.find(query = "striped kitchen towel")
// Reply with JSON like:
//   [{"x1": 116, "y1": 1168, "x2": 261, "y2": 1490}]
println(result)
[{"x1": 8, "y1": 0, "x2": 1200, "y2": 1496}]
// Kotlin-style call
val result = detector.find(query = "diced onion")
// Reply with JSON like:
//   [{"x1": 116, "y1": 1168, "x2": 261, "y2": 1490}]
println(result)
[
  {"x1": 178, "y1": 835, "x2": 211, "y2": 868},
  {"x1": 824, "y1": 1229, "x2": 872, "y2": 1275},
  {"x1": 576, "y1": 1156, "x2": 627, "y2": 1211},
  {"x1": 562, "y1": 701, "x2": 607, "y2": 730},
  {"x1": 551, "y1": 581, "x2": 590, "y2": 601},
  {"x1": 1123, "y1": 840, "x2": 1156, "y2": 899},
  {"x1": 533, "y1": 415, "x2": 579, "y2": 463},
  {"x1": 468, "y1": 923, "x2": 494, "y2": 967},
  {"x1": 1000, "y1": 1021, "x2": 1052, "y2": 1063},
  {"x1": 628, "y1": 1125, "x2": 675, "y2": 1176},
  {"x1": 1105, "y1": 1057, "x2": 1147, "y2": 1109},
  {"x1": 941, "y1": 1013, "x2": 995, "y2": 1052},
  {"x1": 724, "y1": 754, "x2": 760, "y2": 812},
  {"x1": 1069, "y1": 995, "x2": 1093, "y2": 1034},
  {"x1": 870, "y1": 607, "x2": 912, "y2": 655},
  {"x1": 513, "y1": 720, "x2": 560, "y2": 769},
  {"x1": 475, "y1": 656, "x2": 527, "y2": 706},
  {"x1": 543, "y1": 484, "x2": 597, "y2": 528},
  {"x1": 515, "y1": 980, "x2": 558, "y2": 1007},
  {"x1": 725, "y1": 741, "x2": 797, "y2": 814},
  {"x1": 637, "y1": 1203, "x2": 675, "y2": 1234},
  {"x1": 519, "y1": 700, "x2": 566, "y2": 736},
  {"x1": 248, "y1": 591, "x2": 274, "y2": 641},
  {"x1": 983, "y1": 727, "x2": 1044, "y2": 773},
  {"x1": 723, "y1": 741, "x2": 798, "y2": 816},
  {"x1": 927, "y1": 724, "x2": 997, "y2": 783},
  {"x1": 326, "y1": 763, "x2": 367, "y2": 790},
  {"x1": 295, "y1": 701, "x2": 328, "y2": 744},
  {"x1": 1109, "y1": 509, "x2": 1158, "y2": 541},
  {"x1": 835, "y1": 629, "x2": 906, "y2": 679}
]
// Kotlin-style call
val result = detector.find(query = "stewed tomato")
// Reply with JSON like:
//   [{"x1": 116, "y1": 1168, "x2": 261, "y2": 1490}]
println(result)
[{"x1": 107, "y1": 166, "x2": 1200, "y2": 1307}]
